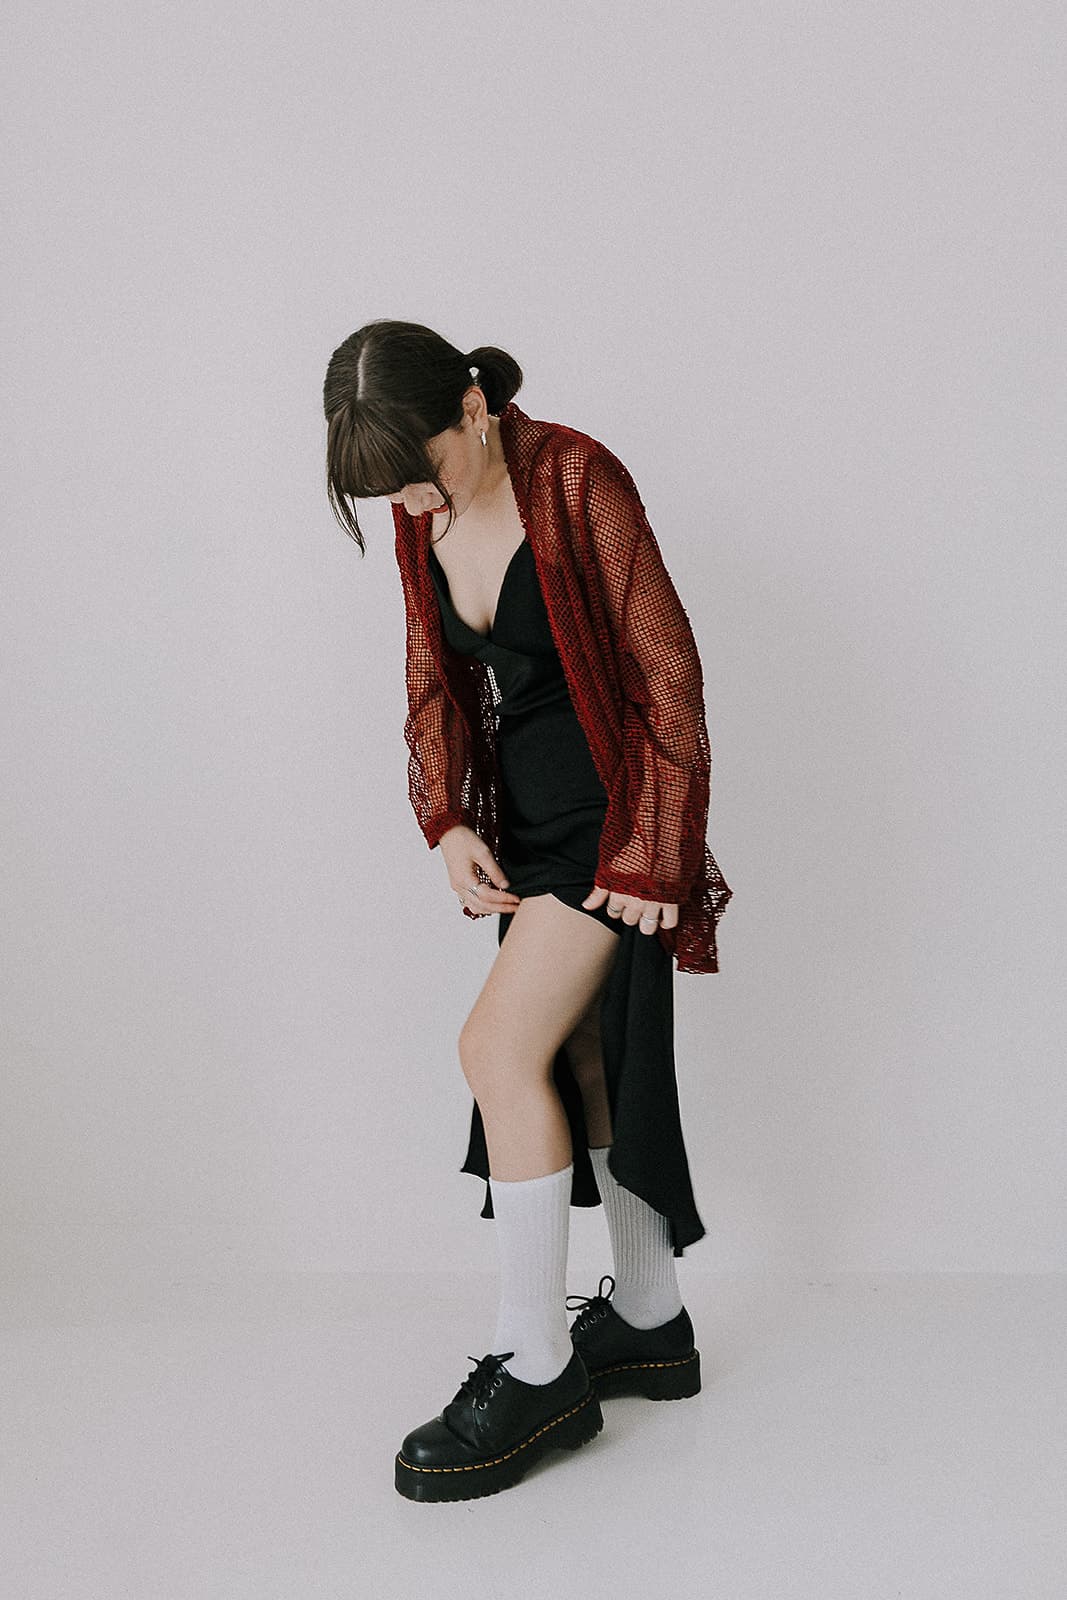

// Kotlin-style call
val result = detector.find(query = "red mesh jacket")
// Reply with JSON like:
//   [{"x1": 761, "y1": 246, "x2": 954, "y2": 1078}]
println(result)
[{"x1": 391, "y1": 400, "x2": 733, "y2": 974}]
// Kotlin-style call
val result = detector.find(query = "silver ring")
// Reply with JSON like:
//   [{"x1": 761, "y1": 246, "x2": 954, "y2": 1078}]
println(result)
[{"x1": 640, "y1": 914, "x2": 658, "y2": 925}]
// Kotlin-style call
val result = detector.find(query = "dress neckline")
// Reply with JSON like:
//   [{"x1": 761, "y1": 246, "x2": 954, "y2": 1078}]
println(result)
[{"x1": 429, "y1": 536, "x2": 529, "y2": 642}]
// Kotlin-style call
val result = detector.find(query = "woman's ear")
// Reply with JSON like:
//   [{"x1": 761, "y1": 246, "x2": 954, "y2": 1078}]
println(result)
[{"x1": 465, "y1": 386, "x2": 487, "y2": 429}]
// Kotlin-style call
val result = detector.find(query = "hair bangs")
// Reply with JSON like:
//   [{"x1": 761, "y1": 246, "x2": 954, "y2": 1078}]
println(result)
[{"x1": 335, "y1": 409, "x2": 437, "y2": 502}]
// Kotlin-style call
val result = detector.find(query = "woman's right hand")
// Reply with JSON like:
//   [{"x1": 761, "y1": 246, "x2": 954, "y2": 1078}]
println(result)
[{"x1": 439, "y1": 825, "x2": 522, "y2": 917}]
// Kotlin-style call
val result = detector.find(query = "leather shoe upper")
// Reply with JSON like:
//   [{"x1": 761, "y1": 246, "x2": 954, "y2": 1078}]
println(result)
[
  {"x1": 400, "y1": 1348, "x2": 593, "y2": 1467},
  {"x1": 567, "y1": 1275, "x2": 695, "y2": 1369}
]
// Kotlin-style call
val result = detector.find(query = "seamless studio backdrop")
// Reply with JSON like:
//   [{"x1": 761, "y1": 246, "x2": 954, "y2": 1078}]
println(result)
[{"x1": 2, "y1": 1, "x2": 1063, "y2": 1292}]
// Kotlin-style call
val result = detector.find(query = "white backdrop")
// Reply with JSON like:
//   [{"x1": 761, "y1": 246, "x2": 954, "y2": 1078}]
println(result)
[{"x1": 2, "y1": 0, "x2": 1063, "y2": 1285}]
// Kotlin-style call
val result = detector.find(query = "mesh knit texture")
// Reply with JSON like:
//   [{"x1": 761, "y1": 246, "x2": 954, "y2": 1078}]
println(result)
[
  {"x1": 588, "y1": 1144, "x2": 685, "y2": 1328},
  {"x1": 391, "y1": 401, "x2": 733, "y2": 975}
]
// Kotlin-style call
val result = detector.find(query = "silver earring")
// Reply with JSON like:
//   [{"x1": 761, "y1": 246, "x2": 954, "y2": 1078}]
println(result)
[{"x1": 480, "y1": 429, "x2": 487, "y2": 447}]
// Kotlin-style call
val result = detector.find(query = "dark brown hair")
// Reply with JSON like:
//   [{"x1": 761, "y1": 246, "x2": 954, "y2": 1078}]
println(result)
[{"x1": 323, "y1": 319, "x2": 523, "y2": 554}]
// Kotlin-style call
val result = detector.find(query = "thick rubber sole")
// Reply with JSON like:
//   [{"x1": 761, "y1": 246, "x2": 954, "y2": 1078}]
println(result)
[
  {"x1": 394, "y1": 1386, "x2": 604, "y2": 1503},
  {"x1": 586, "y1": 1348, "x2": 701, "y2": 1402}
]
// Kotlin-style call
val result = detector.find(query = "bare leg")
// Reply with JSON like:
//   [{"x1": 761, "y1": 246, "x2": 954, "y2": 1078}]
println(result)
[
  {"x1": 459, "y1": 893, "x2": 621, "y2": 1180},
  {"x1": 562, "y1": 992, "x2": 615, "y2": 1147}
]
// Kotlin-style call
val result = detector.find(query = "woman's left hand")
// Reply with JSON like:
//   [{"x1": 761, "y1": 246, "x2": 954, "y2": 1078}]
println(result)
[{"x1": 582, "y1": 885, "x2": 679, "y2": 933}]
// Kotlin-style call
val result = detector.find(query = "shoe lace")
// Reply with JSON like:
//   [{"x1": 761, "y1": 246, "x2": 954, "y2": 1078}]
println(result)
[
  {"x1": 565, "y1": 1274, "x2": 617, "y2": 1332},
  {"x1": 458, "y1": 1351, "x2": 515, "y2": 1407}
]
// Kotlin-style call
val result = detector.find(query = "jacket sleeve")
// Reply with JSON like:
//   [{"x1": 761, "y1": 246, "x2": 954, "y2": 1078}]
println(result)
[
  {"x1": 578, "y1": 443, "x2": 712, "y2": 904},
  {"x1": 396, "y1": 536, "x2": 475, "y2": 851}
]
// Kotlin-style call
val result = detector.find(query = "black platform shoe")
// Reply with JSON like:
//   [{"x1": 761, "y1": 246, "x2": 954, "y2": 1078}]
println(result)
[
  {"x1": 394, "y1": 1346, "x2": 604, "y2": 1503},
  {"x1": 566, "y1": 1275, "x2": 702, "y2": 1401}
]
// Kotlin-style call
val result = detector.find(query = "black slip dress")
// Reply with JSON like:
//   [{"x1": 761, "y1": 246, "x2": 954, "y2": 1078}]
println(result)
[{"x1": 428, "y1": 531, "x2": 706, "y2": 1255}]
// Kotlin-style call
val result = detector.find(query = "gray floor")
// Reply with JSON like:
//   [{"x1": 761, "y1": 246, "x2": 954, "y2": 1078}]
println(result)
[{"x1": 2, "y1": 1268, "x2": 1064, "y2": 1600}]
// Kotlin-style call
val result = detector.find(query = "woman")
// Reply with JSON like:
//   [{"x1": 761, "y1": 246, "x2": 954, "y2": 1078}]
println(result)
[{"x1": 323, "y1": 320, "x2": 732, "y2": 1503}]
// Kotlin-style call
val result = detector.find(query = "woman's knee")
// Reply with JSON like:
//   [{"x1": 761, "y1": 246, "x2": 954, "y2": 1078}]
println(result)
[
  {"x1": 458, "y1": 1007, "x2": 553, "y2": 1103},
  {"x1": 457, "y1": 1014, "x2": 483, "y2": 1093}
]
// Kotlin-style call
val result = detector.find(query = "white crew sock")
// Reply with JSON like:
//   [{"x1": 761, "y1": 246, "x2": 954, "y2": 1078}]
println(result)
[
  {"x1": 588, "y1": 1144, "x2": 685, "y2": 1329},
  {"x1": 488, "y1": 1162, "x2": 574, "y2": 1386}
]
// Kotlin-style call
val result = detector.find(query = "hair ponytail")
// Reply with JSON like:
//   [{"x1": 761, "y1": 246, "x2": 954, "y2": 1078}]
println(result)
[{"x1": 464, "y1": 345, "x2": 523, "y2": 417}]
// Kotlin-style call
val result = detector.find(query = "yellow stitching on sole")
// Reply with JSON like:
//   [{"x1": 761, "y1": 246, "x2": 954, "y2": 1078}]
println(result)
[
  {"x1": 397, "y1": 1389, "x2": 597, "y2": 1476},
  {"x1": 593, "y1": 1353, "x2": 699, "y2": 1376}
]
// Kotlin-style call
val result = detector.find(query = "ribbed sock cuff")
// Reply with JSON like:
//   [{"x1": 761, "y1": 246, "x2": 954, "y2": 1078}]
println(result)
[
  {"x1": 588, "y1": 1145, "x2": 683, "y2": 1329},
  {"x1": 488, "y1": 1163, "x2": 574, "y2": 1384}
]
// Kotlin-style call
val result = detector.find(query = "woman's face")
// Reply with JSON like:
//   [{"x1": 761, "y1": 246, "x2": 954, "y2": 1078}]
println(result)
[{"x1": 387, "y1": 389, "x2": 485, "y2": 520}]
